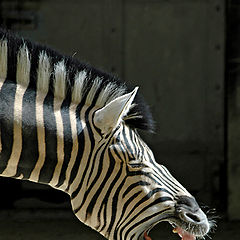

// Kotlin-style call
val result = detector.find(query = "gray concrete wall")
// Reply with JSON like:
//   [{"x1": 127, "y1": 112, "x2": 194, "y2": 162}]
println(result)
[
  {"x1": 227, "y1": 1, "x2": 240, "y2": 221},
  {"x1": 228, "y1": 90, "x2": 240, "y2": 220}
]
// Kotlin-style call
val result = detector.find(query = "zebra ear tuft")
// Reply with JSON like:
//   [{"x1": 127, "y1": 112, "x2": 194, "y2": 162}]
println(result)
[{"x1": 94, "y1": 87, "x2": 138, "y2": 134}]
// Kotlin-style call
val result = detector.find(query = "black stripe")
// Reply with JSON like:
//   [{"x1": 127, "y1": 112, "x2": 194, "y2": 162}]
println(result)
[
  {"x1": 14, "y1": 87, "x2": 39, "y2": 179},
  {"x1": 135, "y1": 134, "x2": 145, "y2": 161},
  {"x1": 73, "y1": 140, "x2": 106, "y2": 213},
  {"x1": 91, "y1": 110, "x2": 102, "y2": 137},
  {"x1": 85, "y1": 126, "x2": 119, "y2": 188},
  {"x1": 14, "y1": 47, "x2": 39, "y2": 179},
  {"x1": 122, "y1": 181, "x2": 150, "y2": 199},
  {"x1": 70, "y1": 107, "x2": 96, "y2": 199},
  {"x1": 114, "y1": 190, "x2": 142, "y2": 240},
  {"x1": 127, "y1": 166, "x2": 179, "y2": 195},
  {"x1": 65, "y1": 101, "x2": 85, "y2": 191},
  {"x1": 125, "y1": 205, "x2": 172, "y2": 240},
  {"x1": 74, "y1": 128, "x2": 118, "y2": 215},
  {"x1": 153, "y1": 167, "x2": 181, "y2": 194},
  {"x1": 120, "y1": 200, "x2": 172, "y2": 240},
  {"x1": 130, "y1": 233, "x2": 136, "y2": 240},
  {"x1": 84, "y1": 146, "x2": 115, "y2": 218},
  {"x1": 112, "y1": 132, "x2": 127, "y2": 162},
  {"x1": 0, "y1": 40, "x2": 18, "y2": 173},
  {"x1": 158, "y1": 165, "x2": 187, "y2": 192},
  {"x1": 144, "y1": 147, "x2": 154, "y2": 164},
  {"x1": 70, "y1": 86, "x2": 104, "y2": 195},
  {"x1": 128, "y1": 127, "x2": 138, "y2": 157},
  {"x1": 55, "y1": 99, "x2": 73, "y2": 188},
  {"x1": 71, "y1": 106, "x2": 97, "y2": 198},
  {"x1": 38, "y1": 91, "x2": 57, "y2": 183},
  {"x1": 118, "y1": 188, "x2": 172, "y2": 233},
  {"x1": 95, "y1": 144, "x2": 124, "y2": 230},
  {"x1": 105, "y1": 166, "x2": 127, "y2": 236},
  {"x1": 126, "y1": 168, "x2": 173, "y2": 195},
  {"x1": 6, "y1": 36, "x2": 20, "y2": 85},
  {"x1": 0, "y1": 81, "x2": 16, "y2": 173},
  {"x1": 97, "y1": 162, "x2": 125, "y2": 233},
  {"x1": 122, "y1": 126, "x2": 135, "y2": 158}
]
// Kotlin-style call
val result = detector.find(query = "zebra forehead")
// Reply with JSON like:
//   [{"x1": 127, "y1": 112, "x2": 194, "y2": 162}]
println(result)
[{"x1": 0, "y1": 28, "x2": 154, "y2": 132}]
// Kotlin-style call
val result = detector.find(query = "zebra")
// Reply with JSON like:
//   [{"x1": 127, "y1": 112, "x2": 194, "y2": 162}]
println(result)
[{"x1": 0, "y1": 29, "x2": 214, "y2": 240}]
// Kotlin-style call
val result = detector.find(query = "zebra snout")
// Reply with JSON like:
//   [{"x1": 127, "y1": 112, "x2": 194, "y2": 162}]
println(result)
[
  {"x1": 175, "y1": 195, "x2": 208, "y2": 225},
  {"x1": 176, "y1": 195, "x2": 200, "y2": 212}
]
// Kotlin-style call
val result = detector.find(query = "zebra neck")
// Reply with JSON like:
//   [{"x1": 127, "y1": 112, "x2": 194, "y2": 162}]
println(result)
[{"x1": 0, "y1": 77, "x2": 95, "y2": 192}]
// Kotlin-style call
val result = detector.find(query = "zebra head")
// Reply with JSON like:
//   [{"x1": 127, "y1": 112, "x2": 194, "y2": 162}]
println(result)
[{"x1": 71, "y1": 87, "x2": 212, "y2": 240}]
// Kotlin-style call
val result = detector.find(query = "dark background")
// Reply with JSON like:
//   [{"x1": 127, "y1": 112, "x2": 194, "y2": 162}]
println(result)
[{"x1": 0, "y1": 0, "x2": 239, "y2": 239}]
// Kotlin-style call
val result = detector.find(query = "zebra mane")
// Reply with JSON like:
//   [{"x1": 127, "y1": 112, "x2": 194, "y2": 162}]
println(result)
[{"x1": 0, "y1": 28, "x2": 154, "y2": 132}]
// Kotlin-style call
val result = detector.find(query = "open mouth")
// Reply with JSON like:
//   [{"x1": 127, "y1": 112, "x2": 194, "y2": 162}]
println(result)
[
  {"x1": 143, "y1": 223, "x2": 196, "y2": 240},
  {"x1": 144, "y1": 225, "x2": 196, "y2": 240},
  {"x1": 170, "y1": 221, "x2": 197, "y2": 240},
  {"x1": 142, "y1": 196, "x2": 211, "y2": 240},
  {"x1": 172, "y1": 226, "x2": 196, "y2": 240},
  {"x1": 143, "y1": 217, "x2": 208, "y2": 240}
]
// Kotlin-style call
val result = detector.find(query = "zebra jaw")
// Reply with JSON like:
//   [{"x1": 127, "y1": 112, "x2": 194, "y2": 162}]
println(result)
[{"x1": 143, "y1": 221, "x2": 196, "y2": 240}]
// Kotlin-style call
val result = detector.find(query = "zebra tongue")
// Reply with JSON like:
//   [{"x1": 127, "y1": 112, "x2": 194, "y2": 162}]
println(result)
[
  {"x1": 144, "y1": 231, "x2": 152, "y2": 240},
  {"x1": 173, "y1": 227, "x2": 196, "y2": 240}
]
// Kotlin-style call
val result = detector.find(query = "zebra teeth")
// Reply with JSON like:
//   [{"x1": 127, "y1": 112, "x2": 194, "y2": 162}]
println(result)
[{"x1": 173, "y1": 228, "x2": 178, "y2": 233}]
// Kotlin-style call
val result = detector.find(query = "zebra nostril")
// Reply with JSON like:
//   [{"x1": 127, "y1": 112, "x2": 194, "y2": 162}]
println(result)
[
  {"x1": 176, "y1": 196, "x2": 208, "y2": 224},
  {"x1": 185, "y1": 213, "x2": 201, "y2": 223}
]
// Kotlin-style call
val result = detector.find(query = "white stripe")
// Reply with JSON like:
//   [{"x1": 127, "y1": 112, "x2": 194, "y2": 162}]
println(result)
[
  {"x1": 15, "y1": 173, "x2": 24, "y2": 180},
  {"x1": 32, "y1": 94, "x2": 46, "y2": 180},
  {"x1": 29, "y1": 93, "x2": 48, "y2": 182},
  {"x1": 29, "y1": 52, "x2": 50, "y2": 182},
  {"x1": 58, "y1": 103, "x2": 79, "y2": 191},
  {"x1": 68, "y1": 105, "x2": 89, "y2": 196},
  {"x1": 0, "y1": 40, "x2": 7, "y2": 90},
  {"x1": 58, "y1": 73, "x2": 85, "y2": 191},
  {"x1": 49, "y1": 61, "x2": 66, "y2": 186},
  {"x1": 72, "y1": 70, "x2": 87, "y2": 103},
  {"x1": 0, "y1": 40, "x2": 7, "y2": 153},
  {"x1": 2, "y1": 45, "x2": 30, "y2": 177},
  {"x1": 85, "y1": 77, "x2": 102, "y2": 105},
  {"x1": 49, "y1": 99, "x2": 64, "y2": 186}
]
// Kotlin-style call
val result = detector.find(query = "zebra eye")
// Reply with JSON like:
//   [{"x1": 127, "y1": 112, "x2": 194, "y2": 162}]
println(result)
[
  {"x1": 129, "y1": 163, "x2": 144, "y2": 168},
  {"x1": 127, "y1": 161, "x2": 147, "y2": 169}
]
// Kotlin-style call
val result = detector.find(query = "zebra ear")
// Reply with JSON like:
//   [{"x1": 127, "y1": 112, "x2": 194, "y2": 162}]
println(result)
[{"x1": 94, "y1": 87, "x2": 138, "y2": 134}]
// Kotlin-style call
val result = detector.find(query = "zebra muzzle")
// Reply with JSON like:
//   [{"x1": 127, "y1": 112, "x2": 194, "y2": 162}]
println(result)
[{"x1": 172, "y1": 195, "x2": 210, "y2": 238}]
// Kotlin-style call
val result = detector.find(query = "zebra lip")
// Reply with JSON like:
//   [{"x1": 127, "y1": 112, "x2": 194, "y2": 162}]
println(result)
[
  {"x1": 144, "y1": 231, "x2": 152, "y2": 240},
  {"x1": 143, "y1": 222, "x2": 196, "y2": 240},
  {"x1": 172, "y1": 227, "x2": 196, "y2": 240},
  {"x1": 170, "y1": 222, "x2": 196, "y2": 240}
]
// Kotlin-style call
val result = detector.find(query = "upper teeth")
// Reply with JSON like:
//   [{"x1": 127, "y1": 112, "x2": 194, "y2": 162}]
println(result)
[{"x1": 172, "y1": 228, "x2": 178, "y2": 233}]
